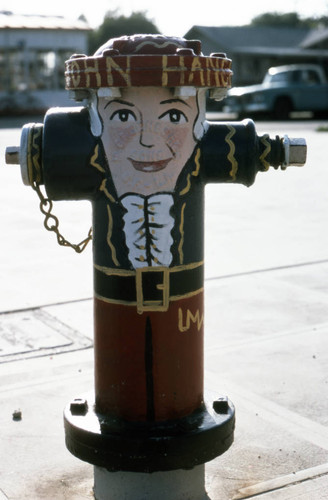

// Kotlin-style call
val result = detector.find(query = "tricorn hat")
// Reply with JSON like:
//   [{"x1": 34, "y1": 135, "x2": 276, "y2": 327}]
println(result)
[{"x1": 65, "y1": 34, "x2": 232, "y2": 100}]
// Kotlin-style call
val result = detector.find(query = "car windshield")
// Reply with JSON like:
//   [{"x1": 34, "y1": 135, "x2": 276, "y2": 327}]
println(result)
[
  {"x1": 264, "y1": 71, "x2": 290, "y2": 84},
  {"x1": 264, "y1": 68, "x2": 321, "y2": 85}
]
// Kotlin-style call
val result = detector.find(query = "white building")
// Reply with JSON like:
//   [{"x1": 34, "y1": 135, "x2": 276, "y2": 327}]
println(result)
[{"x1": 0, "y1": 11, "x2": 90, "y2": 113}]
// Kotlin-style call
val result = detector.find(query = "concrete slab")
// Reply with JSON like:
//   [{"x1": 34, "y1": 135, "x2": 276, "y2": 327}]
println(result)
[{"x1": 43, "y1": 300, "x2": 94, "y2": 341}]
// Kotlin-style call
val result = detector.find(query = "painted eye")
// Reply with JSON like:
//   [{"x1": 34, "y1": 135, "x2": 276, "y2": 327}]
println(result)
[
  {"x1": 159, "y1": 109, "x2": 188, "y2": 123},
  {"x1": 109, "y1": 109, "x2": 137, "y2": 122}
]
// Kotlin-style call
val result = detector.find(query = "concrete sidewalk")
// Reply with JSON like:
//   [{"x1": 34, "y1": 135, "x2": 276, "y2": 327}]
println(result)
[{"x1": 0, "y1": 120, "x2": 328, "y2": 499}]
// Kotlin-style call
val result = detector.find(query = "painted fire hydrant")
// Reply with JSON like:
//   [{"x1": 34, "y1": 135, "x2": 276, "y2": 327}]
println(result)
[{"x1": 6, "y1": 35, "x2": 306, "y2": 500}]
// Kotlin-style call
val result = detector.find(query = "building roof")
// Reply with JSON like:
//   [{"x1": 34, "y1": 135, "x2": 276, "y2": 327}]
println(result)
[
  {"x1": 0, "y1": 11, "x2": 90, "y2": 31},
  {"x1": 185, "y1": 25, "x2": 315, "y2": 55},
  {"x1": 301, "y1": 27, "x2": 328, "y2": 48}
]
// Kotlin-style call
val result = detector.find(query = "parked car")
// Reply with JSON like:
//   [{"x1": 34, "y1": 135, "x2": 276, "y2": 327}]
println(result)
[{"x1": 223, "y1": 64, "x2": 328, "y2": 119}]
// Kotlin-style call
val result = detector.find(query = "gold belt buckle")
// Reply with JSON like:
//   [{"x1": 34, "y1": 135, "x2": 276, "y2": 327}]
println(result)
[{"x1": 136, "y1": 266, "x2": 170, "y2": 314}]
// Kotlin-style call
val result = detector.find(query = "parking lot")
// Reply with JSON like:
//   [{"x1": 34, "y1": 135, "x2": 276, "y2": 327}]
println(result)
[{"x1": 0, "y1": 116, "x2": 328, "y2": 499}]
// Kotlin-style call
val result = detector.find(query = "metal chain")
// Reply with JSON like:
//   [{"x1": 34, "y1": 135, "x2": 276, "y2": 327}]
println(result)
[{"x1": 32, "y1": 181, "x2": 92, "y2": 253}]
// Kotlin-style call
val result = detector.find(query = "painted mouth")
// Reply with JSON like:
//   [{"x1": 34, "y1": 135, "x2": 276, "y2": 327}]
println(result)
[{"x1": 129, "y1": 158, "x2": 171, "y2": 173}]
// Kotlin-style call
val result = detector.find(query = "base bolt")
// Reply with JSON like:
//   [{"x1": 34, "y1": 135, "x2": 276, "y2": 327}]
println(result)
[
  {"x1": 213, "y1": 397, "x2": 229, "y2": 414},
  {"x1": 70, "y1": 398, "x2": 88, "y2": 415}
]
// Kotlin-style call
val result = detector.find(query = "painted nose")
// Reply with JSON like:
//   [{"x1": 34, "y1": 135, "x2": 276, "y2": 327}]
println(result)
[{"x1": 139, "y1": 126, "x2": 155, "y2": 148}]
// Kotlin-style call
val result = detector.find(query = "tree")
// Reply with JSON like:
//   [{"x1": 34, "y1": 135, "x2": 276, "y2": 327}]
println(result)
[
  {"x1": 88, "y1": 10, "x2": 160, "y2": 54},
  {"x1": 251, "y1": 12, "x2": 303, "y2": 27},
  {"x1": 251, "y1": 11, "x2": 328, "y2": 28}
]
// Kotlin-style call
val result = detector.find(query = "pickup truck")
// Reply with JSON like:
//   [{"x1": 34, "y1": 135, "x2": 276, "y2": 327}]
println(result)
[{"x1": 223, "y1": 64, "x2": 328, "y2": 119}]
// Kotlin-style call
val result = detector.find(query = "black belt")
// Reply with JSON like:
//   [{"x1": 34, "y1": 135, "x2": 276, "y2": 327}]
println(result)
[{"x1": 94, "y1": 262, "x2": 204, "y2": 313}]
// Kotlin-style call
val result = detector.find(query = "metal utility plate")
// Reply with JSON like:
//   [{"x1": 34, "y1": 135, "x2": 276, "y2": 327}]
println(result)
[{"x1": 0, "y1": 308, "x2": 92, "y2": 363}]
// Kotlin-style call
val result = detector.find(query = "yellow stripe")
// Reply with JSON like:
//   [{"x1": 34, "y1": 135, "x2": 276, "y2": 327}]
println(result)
[
  {"x1": 95, "y1": 287, "x2": 204, "y2": 308},
  {"x1": 179, "y1": 147, "x2": 201, "y2": 195},
  {"x1": 179, "y1": 174, "x2": 191, "y2": 196},
  {"x1": 100, "y1": 179, "x2": 115, "y2": 202},
  {"x1": 162, "y1": 55, "x2": 168, "y2": 86},
  {"x1": 225, "y1": 125, "x2": 238, "y2": 180},
  {"x1": 94, "y1": 260, "x2": 204, "y2": 276},
  {"x1": 106, "y1": 204, "x2": 120, "y2": 267},
  {"x1": 259, "y1": 135, "x2": 271, "y2": 171},
  {"x1": 170, "y1": 287, "x2": 204, "y2": 302},
  {"x1": 90, "y1": 144, "x2": 106, "y2": 173},
  {"x1": 94, "y1": 264, "x2": 135, "y2": 276},
  {"x1": 32, "y1": 127, "x2": 42, "y2": 183},
  {"x1": 178, "y1": 202, "x2": 186, "y2": 265},
  {"x1": 192, "y1": 148, "x2": 201, "y2": 176}
]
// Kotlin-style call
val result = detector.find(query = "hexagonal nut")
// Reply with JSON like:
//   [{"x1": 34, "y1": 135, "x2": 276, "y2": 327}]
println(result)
[
  {"x1": 213, "y1": 396, "x2": 229, "y2": 414},
  {"x1": 289, "y1": 138, "x2": 307, "y2": 166},
  {"x1": 5, "y1": 146, "x2": 20, "y2": 165},
  {"x1": 70, "y1": 398, "x2": 88, "y2": 416}
]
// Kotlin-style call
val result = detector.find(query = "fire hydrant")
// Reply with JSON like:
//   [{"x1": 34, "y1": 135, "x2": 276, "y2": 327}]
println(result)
[{"x1": 5, "y1": 35, "x2": 306, "y2": 500}]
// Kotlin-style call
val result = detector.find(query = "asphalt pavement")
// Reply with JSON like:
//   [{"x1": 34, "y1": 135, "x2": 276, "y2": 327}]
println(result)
[{"x1": 0, "y1": 115, "x2": 328, "y2": 499}]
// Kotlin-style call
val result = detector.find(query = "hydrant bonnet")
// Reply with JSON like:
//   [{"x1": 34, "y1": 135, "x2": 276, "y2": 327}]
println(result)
[{"x1": 65, "y1": 34, "x2": 233, "y2": 92}]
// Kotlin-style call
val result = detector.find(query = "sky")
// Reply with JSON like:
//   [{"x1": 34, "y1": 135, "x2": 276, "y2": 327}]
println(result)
[{"x1": 2, "y1": 0, "x2": 328, "y2": 36}]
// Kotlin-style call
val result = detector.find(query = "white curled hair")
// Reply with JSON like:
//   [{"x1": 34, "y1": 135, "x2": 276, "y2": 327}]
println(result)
[
  {"x1": 88, "y1": 89, "x2": 103, "y2": 137},
  {"x1": 88, "y1": 87, "x2": 208, "y2": 140}
]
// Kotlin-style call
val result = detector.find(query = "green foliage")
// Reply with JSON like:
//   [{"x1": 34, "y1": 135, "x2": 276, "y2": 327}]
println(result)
[
  {"x1": 251, "y1": 12, "x2": 303, "y2": 27},
  {"x1": 251, "y1": 11, "x2": 328, "y2": 28},
  {"x1": 88, "y1": 10, "x2": 160, "y2": 54},
  {"x1": 306, "y1": 16, "x2": 328, "y2": 28}
]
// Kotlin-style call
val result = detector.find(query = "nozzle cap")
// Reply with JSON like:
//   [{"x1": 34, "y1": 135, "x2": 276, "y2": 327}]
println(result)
[
  {"x1": 283, "y1": 136, "x2": 307, "y2": 168},
  {"x1": 5, "y1": 146, "x2": 20, "y2": 165}
]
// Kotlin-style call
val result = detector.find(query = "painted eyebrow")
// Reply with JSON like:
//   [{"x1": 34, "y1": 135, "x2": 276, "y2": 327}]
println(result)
[
  {"x1": 104, "y1": 99, "x2": 135, "y2": 109},
  {"x1": 159, "y1": 98, "x2": 191, "y2": 108}
]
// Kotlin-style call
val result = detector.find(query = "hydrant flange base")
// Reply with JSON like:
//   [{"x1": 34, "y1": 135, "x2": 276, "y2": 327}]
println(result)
[{"x1": 64, "y1": 393, "x2": 235, "y2": 473}]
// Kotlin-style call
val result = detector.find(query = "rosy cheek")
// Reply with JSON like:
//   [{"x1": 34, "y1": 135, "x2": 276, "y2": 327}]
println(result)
[
  {"x1": 164, "y1": 126, "x2": 189, "y2": 151},
  {"x1": 108, "y1": 125, "x2": 137, "y2": 150}
]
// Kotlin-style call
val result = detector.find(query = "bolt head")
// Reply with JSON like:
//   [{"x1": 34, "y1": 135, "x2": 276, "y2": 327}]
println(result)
[
  {"x1": 5, "y1": 146, "x2": 20, "y2": 165},
  {"x1": 213, "y1": 397, "x2": 229, "y2": 414},
  {"x1": 70, "y1": 398, "x2": 88, "y2": 416}
]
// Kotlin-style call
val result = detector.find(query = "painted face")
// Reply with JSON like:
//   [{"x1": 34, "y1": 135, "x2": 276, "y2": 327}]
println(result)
[{"x1": 97, "y1": 87, "x2": 200, "y2": 197}]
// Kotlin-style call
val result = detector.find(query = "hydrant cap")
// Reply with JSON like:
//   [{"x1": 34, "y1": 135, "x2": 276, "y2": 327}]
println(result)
[{"x1": 65, "y1": 34, "x2": 232, "y2": 91}]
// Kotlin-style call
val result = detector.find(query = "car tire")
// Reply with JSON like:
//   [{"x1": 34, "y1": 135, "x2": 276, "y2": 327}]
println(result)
[{"x1": 273, "y1": 97, "x2": 293, "y2": 120}]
